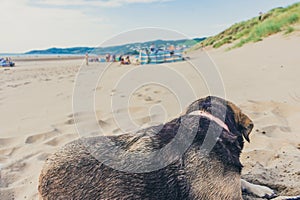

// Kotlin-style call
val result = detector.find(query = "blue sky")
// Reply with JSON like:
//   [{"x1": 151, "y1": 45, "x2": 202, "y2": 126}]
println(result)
[{"x1": 1, "y1": 0, "x2": 299, "y2": 53}]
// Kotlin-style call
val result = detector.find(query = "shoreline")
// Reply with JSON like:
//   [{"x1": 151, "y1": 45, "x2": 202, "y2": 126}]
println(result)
[{"x1": 11, "y1": 55, "x2": 84, "y2": 62}]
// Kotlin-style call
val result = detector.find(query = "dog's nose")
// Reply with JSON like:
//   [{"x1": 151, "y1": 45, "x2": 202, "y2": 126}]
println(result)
[
  {"x1": 243, "y1": 123, "x2": 254, "y2": 143},
  {"x1": 248, "y1": 123, "x2": 254, "y2": 131}
]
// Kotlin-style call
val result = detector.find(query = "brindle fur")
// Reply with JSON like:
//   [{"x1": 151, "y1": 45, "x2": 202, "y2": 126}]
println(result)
[{"x1": 39, "y1": 96, "x2": 253, "y2": 200}]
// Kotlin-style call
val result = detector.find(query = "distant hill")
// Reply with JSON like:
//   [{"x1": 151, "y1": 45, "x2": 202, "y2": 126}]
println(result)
[
  {"x1": 192, "y1": 2, "x2": 300, "y2": 50},
  {"x1": 26, "y1": 47, "x2": 95, "y2": 55},
  {"x1": 25, "y1": 38, "x2": 205, "y2": 55}
]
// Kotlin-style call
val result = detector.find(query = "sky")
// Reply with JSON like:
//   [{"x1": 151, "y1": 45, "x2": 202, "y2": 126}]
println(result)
[{"x1": 1, "y1": 0, "x2": 299, "y2": 53}]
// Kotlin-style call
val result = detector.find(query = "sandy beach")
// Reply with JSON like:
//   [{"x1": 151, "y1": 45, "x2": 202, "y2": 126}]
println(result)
[{"x1": 1, "y1": 32, "x2": 300, "y2": 199}]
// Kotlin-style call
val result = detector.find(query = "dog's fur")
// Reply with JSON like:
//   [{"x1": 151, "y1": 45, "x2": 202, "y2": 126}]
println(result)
[{"x1": 39, "y1": 96, "x2": 255, "y2": 200}]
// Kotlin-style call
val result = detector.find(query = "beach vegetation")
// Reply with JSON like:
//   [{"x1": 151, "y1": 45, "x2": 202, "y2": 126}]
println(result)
[
  {"x1": 285, "y1": 26, "x2": 295, "y2": 34},
  {"x1": 191, "y1": 2, "x2": 300, "y2": 50}
]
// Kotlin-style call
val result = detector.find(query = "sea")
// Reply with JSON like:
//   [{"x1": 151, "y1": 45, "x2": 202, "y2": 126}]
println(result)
[{"x1": 0, "y1": 53, "x2": 85, "y2": 58}]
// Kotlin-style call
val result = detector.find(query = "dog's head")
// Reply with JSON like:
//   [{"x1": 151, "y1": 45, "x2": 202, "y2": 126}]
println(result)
[
  {"x1": 185, "y1": 96, "x2": 254, "y2": 142},
  {"x1": 183, "y1": 96, "x2": 253, "y2": 170}
]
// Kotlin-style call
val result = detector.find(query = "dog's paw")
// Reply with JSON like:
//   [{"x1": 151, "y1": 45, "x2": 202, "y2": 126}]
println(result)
[
  {"x1": 251, "y1": 184, "x2": 276, "y2": 199},
  {"x1": 272, "y1": 196, "x2": 300, "y2": 200},
  {"x1": 241, "y1": 179, "x2": 276, "y2": 199}
]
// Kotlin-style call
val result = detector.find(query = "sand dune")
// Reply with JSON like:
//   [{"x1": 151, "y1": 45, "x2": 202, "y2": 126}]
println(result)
[{"x1": 1, "y1": 32, "x2": 300, "y2": 199}]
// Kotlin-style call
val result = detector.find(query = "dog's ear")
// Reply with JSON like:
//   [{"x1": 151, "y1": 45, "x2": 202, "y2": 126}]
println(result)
[
  {"x1": 227, "y1": 102, "x2": 254, "y2": 142},
  {"x1": 185, "y1": 96, "x2": 215, "y2": 114},
  {"x1": 185, "y1": 99, "x2": 204, "y2": 114}
]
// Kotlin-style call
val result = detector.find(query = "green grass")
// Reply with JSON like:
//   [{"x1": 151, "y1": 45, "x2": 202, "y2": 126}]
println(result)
[
  {"x1": 285, "y1": 26, "x2": 295, "y2": 34},
  {"x1": 192, "y1": 2, "x2": 300, "y2": 50},
  {"x1": 213, "y1": 37, "x2": 233, "y2": 48},
  {"x1": 255, "y1": 21, "x2": 282, "y2": 36}
]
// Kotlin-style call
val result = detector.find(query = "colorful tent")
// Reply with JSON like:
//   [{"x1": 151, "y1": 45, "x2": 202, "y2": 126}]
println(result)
[{"x1": 139, "y1": 50, "x2": 184, "y2": 65}]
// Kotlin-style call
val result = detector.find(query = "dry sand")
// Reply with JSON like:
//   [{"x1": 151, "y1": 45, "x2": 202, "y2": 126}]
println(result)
[{"x1": 0, "y1": 32, "x2": 300, "y2": 199}]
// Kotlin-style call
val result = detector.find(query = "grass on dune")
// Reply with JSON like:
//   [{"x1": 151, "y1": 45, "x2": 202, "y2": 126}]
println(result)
[{"x1": 191, "y1": 2, "x2": 300, "y2": 50}]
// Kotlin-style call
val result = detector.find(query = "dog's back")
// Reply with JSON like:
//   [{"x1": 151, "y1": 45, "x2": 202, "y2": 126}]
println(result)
[{"x1": 39, "y1": 96, "x2": 252, "y2": 200}]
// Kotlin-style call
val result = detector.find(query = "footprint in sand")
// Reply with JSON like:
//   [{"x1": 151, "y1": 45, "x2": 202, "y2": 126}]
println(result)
[
  {"x1": 98, "y1": 119, "x2": 110, "y2": 128},
  {"x1": 0, "y1": 151, "x2": 41, "y2": 195},
  {"x1": 64, "y1": 118, "x2": 75, "y2": 125},
  {"x1": 289, "y1": 92, "x2": 300, "y2": 102},
  {"x1": 96, "y1": 86, "x2": 103, "y2": 91},
  {"x1": 279, "y1": 126, "x2": 291, "y2": 132},
  {"x1": 36, "y1": 153, "x2": 51, "y2": 161},
  {"x1": 25, "y1": 129, "x2": 61, "y2": 144},
  {"x1": 133, "y1": 92, "x2": 143, "y2": 98},
  {"x1": 145, "y1": 96, "x2": 154, "y2": 102},
  {"x1": 134, "y1": 116, "x2": 151, "y2": 125},
  {"x1": 0, "y1": 188, "x2": 16, "y2": 200},
  {"x1": 112, "y1": 128, "x2": 122, "y2": 135},
  {"x1": 45, "y1": 134, "x2": 77, "y2": 147},
  {"x1": 56, "y1": 92, "x2": 64, "y2": 97},
  {"x1": 8, "y1": 160, "x2": 27, "y2": 173},
  {"x1": 143, "y1": 96, "x2": 161, "y2": 104},
  {"x1": 0, "y1": 147, "x2": 22, "y2": 160},
  {"x1": 259, "y1": 125, "x2": 292, "y2": 134},
  {"x1": 0, "y1": 138, "x2": 20, "y2": 164},
  {"x1": 67, "y1": 113, "x2": 75, "y2": 118},
  {"x1": 0, "y1": 137, "x2": 17, "y2": 146},
  {"x1": 7, "y1": 83, "x2": 22, "y2": 88},
  {"x1": 244, "y1": 100, "x2": 294, "y2": 135}
]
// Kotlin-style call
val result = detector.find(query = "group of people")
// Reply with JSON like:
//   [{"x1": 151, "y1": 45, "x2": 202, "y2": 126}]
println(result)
[
  {"x1": 149, "y1": 43, "x2": 175, "y2": 57},
  {"x1": 106, "y1": 54, "x2": 117, "y2": 62},
  {"x1": 85, "y1": 43, "x2": 179, "y2": 66},
  {"x1": 120, "y1": 55, "x2": 131, "y2": 65},
  {"x1": 84, "y1": 53, "x2": 131, "y2": 66},
  {"x1": 0, "y1": 57, "x2": 15, "y2": 67}
]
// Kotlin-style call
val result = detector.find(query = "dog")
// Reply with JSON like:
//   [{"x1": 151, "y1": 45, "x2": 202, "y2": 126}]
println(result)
[
  {"x1": 39, "y1": 96, "x2": 274, "y2": 199},
  {"x1": 184, "y1": 97, "x2": 276, "y2": 199}
]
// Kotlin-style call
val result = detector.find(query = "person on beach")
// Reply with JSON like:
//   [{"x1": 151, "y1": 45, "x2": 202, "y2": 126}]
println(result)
[
  {"x1": 125, "y1": 56, "x2": 131, "y2": 64},
  {"x1": 120, "y1": 56, "x2": 131, "y2": 65},
  {"x1": 85, "y1": 53, "x2": 89, "y2": 65},
  {"x1": 169, "y1": 45, "x2": 175, "y2": 57},
  {"x1": 118, "y1": 55, "x2": 123, "y2": 62},
  {"x1": 112, "y1": 54, "x2": 116, "y2": 62},
  {"x1": 150, "y1": 43, "x2": 156, "y2": 53},
  {"x1": 259, "y1": 12, "x2": 263, "y2": 21},
  {"x1": 106, "y1": 54, "x2": 111, "y2": 62},
  {"x1": 120, "y1": 58, "x2": 126, "y2": 65}
]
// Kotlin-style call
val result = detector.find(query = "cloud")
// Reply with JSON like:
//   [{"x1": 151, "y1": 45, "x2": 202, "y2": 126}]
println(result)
[
  {"x1": 0, "y1": 0, "x2": 113, "y2": 52},
  {"x1": 31, "y1": 0, "x2": 172, "y2": 8}
]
